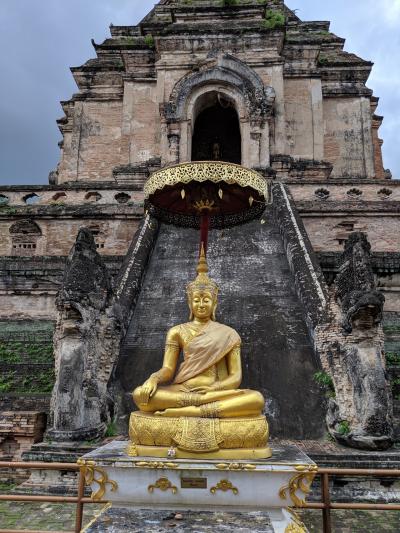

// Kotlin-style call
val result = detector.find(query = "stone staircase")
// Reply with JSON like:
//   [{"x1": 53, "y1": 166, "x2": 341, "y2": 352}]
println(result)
[{"x1": 116, "y1": 206, "x2": 326, "y2": 440}]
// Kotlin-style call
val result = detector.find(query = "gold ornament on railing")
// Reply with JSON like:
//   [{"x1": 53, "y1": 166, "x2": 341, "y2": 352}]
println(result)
[{"x1": 77, "y1": 459, "x2": 118, "y2": 501}]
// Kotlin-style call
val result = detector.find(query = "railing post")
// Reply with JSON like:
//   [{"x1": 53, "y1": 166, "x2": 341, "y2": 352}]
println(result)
[
  {"x1": 75, "y1": 467, "x2": 86, "y2": 533},
  {"x1": 322, "y1": 472, "x2": 332, "y2": 533}
]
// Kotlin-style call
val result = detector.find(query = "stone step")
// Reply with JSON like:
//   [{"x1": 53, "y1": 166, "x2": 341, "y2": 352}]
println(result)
[{"x1": 116, "y1": 209, "x2": 326, "y2": 440}]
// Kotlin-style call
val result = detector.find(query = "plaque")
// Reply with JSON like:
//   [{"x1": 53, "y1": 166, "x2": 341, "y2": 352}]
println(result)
[{"x1": 181, "y1": 477, "x2": 207, "y2": 489}]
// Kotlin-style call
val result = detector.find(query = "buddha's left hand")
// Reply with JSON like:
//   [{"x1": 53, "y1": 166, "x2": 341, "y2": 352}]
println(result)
[{"x1": 140, "y1": 376, "x2": 159, "y2": 403}]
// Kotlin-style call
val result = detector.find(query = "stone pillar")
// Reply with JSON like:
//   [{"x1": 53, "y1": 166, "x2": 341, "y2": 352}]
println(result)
[{"x1": 168, "y1": 132, "x2": 180, "y2": 165}]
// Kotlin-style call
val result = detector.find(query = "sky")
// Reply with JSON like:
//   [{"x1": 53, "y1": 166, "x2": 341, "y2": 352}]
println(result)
[{"x1": 0, "y1": 0, "x2": 398, "y2": 185}]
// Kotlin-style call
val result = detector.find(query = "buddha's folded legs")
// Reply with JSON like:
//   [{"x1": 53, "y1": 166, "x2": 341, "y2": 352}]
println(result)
[
  {"x1": 133, "y1": 385, "x2": 264, "y2": 418},
  {"x1": 133, "y1": 385, "x2": 245, "y2": 413}
]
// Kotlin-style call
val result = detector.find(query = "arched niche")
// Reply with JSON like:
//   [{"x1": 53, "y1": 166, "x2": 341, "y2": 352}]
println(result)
[
  {"x1": 191, "y1": 91, "x2": 241, "y2": 164},
  {"x1": 162, "y1": 54, "x2": 275, "y2": 168},
  {"x1": 9, "y1": 219, "x2": 42, "y2": 256}
]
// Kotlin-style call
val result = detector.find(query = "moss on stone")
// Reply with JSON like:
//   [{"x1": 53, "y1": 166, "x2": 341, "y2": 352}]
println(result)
[{"x1": 262, "y1": 9, "x2": 285, "y2": 30}]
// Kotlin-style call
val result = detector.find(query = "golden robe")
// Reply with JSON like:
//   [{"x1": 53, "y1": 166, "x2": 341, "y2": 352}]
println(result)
[{"x1": 173, "y1": 321, "x2": 241, "y2": 384}]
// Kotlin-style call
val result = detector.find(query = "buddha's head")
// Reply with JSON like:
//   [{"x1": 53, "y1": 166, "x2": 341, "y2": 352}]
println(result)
[{"x1": 187, "y1": 245, "x2": 218, "y2": 321}]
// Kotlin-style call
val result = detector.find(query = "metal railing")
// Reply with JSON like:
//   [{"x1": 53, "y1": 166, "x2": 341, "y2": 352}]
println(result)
[
  {"x1": 0, "y1": 461, "x2": 105, "y2": 533},
  {"x1": 302, "y1": 468, "x2": 400, "y2": 533},
  {"x1": 0, "y1": 463, "x2": 399, "y2": 533}
]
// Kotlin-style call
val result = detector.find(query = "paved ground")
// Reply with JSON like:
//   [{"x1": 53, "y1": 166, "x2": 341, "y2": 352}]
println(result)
[
  {"x1": 84, "y1": 508, "x2": 275, "y2": 533},
  {"x1": 0, "y1": 501, "x2": 103, "y2": 532},
  {"x1": 0, "y1": 503, "x2": 399, "y2": 532},
  {"x1": 299, "y1": 510, "x2": 400, "y2": 532}
]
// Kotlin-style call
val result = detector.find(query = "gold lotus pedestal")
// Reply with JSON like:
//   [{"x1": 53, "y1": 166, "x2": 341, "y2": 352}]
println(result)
[{"x1": 128, "y1": 412, "x2": 272, "y2": 460}]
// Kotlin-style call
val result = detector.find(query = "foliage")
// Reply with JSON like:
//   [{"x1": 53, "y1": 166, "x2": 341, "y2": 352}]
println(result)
[
  {"x1": 318, "y1": 54, "x2": 329, "y2": 66},
  {"x1": 313, "y1": 371, "x2": 335, "y2": 399},
  {"x1": 19, "y1": 369, "x2": 55, "y2": 393},
  {"x1": 262, "y1": 9, "x2": 285, "y2": 30},
  {"x1": 0, "y1": 341, "x2": 53, "y2": 364},
  {"x1": 0, "y1": 372, "x2": 16, "y2": 393},
  {"x1": 0, "y1": 362, "x2": 54, "y2": 394},
  {"x1": 122, "y1": 37, "x2": 137, "y2": 45},
  {"x1": 392, "y1": 377, "x2": 400, "y2": 401},
  {"x1": 0, "y1": 206, "x2": 17, "y2": 215},
  {"x1": 0, "y1": 482, "x2": 16, "y2": 493},
  {"x1": 222, "y1": 0, "x2": 238, "y2": 6},
  {"x1": 144, "y1": 35, "x2": 155, "y2": 49},
  {"x1": 105, "y1": 418, "x2": 118, "y2": 438},
  {"x1": 385, "y1": 324, "x2": 400, "y2": 332},
  {"x1": 337, "y1": 421, "x2": 351, "y2": 436},
  {"x1": 386, "y1": 351, "x2": 400, "y2": 366}
]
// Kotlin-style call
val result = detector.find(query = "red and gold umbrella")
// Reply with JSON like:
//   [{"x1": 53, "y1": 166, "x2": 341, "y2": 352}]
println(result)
[{"x1": 144, "y1": 161, "x2": 268, "y2": 252}]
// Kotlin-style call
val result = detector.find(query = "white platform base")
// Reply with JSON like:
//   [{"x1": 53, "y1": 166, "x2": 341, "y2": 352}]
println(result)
[{"x1": 81, "y1": 441, "x2": 316, "y2": 532}]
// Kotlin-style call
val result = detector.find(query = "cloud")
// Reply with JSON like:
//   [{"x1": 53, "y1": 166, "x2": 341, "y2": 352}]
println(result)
[
  {"x1": 0, "y1": 0, "x2": 398, "y2": 184},
  {"x1": 381, "y1": 0, "x2": 400, "y2": 25}
]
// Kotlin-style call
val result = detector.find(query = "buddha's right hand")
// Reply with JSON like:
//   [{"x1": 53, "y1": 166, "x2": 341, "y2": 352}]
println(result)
[{"x1": 139, "y1": 376, "x2": 159, "y2": 404}]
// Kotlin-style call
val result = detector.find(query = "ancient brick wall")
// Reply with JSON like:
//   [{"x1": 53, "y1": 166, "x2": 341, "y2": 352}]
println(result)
[
  {"x1": 288, "y1": 182, "x2": 400, "y2": 203},
  {"x1": 301, "y1": 216, "x2": 400, "y2": 253},
  {"x1": 0, "y1": 321, "x2": 54, "y2": 465},
  {"x1": 0, "y1": 187, "x2": 144, "y2": 206},
  {"x1": 284, "y1": 78, "x2": 323, "y2": 160},
  {"x1": 0, "y1": 256, "x2": 123, "y2": 320},
  {"x1": 124, "y1": 82, "x2": 160, "y2": 165},
  {"x1": 57, "y1": 101, "x2": 128, "y2": 183},
  {"x1": 323, "y1": 97, "x2": 375, "y2": 179},
  {"x1": 0, "y1": 218, "x2": 139, "y2": 257}
]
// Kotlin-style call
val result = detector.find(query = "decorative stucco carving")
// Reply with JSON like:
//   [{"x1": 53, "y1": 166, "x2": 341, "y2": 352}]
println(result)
[{"x1": 163, "y1": 53, "x2": 275, "y2": 123}]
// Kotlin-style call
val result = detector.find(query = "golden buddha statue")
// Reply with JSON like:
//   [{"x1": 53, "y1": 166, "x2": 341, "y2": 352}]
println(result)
[{"x1": 128, "y1": 247, "x2": 271, "y2": 459}]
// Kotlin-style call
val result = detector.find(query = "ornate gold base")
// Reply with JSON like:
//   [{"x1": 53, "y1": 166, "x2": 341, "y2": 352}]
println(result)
[
  {"x1": 129, "y1": 411, "x2": 270, "y2": 459},
  {"x1": 132, "y1": 444, "x2": 272, "y2": 460}
]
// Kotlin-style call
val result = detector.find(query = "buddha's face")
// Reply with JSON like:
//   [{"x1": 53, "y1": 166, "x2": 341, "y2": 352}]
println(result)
[{"x1": 190, "y1": 290, "x2": 215, "y2": 320}]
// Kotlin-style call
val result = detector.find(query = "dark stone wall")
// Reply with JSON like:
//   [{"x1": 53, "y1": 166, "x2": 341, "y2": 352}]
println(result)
[
  {"x1": 383, "y1": 312, "x2": 400, "y2": 441},
  {"x1": 115, "y1": 207, "x2": 325, "y2": 439},
  {"x1": 0, "y1": 256, "x2": 124, "y2": 292}
]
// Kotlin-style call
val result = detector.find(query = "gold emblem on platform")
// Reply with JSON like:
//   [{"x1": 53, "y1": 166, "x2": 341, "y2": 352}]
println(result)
[
  {"x1": 148, "y1": 477, "x2": 178, "y2": 494},
  {"x1": 210, "y1": 479, "x2": 239, "y2": 495},
  {"x1": 295, "y1": 465, "x2": 318, "y2": 473},
  {"x1": 215, "y1": 463, "x2": 256, "y2": 471},
  {"x1": 126, "y1": 442, "x2": 138, "y2": 456},
  {"x1": 77, "y1": 459, "x2": 118, "y2": 501},
  {"x1": 135, "y1": 461, "x2": 179, "y2": 469}
]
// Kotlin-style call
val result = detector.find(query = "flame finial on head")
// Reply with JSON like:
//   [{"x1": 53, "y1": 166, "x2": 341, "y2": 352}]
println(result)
[{"x1": 186, "y1": 243, "x2": 219, "y2": 300}]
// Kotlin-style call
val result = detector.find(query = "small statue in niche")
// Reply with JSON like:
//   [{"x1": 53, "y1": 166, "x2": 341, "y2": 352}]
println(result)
[{"x1": 212, "y1": 141, "x2": 221, "y2": 161}]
